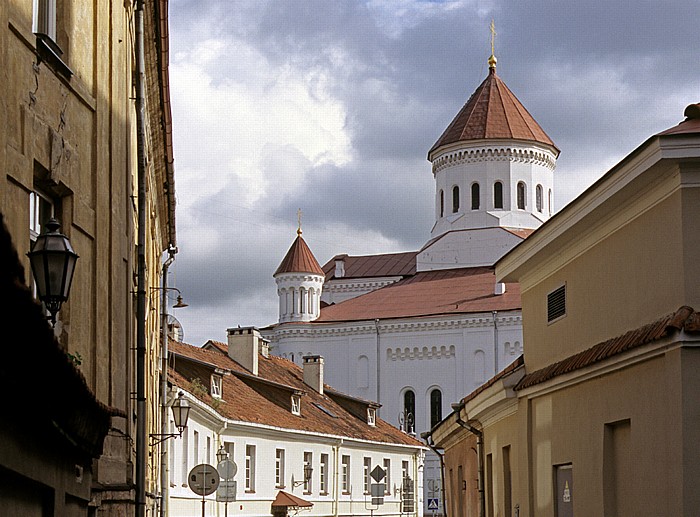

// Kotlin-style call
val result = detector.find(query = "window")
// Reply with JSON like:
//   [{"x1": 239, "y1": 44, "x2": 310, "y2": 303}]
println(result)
[
  {"x1": 206, "y1": 436, "x2": 211, "y2": 464},
  {"x1": 471, "y1": 183, "x2": 480, "y2": 210},
  {"x1": 549, "y1": 189, "x2": 553, "y2": 215},
  {"x1": 211, "y1": 375, "x2": 222, "y2": 398},
  {"x1": 493, "y1": 181, "x2": 503, "y2": 209},
  {"x1": 403, "y1": 390, "x2": 415, "y2": 424},
  {"x1": 367, "y1": 407, "x2": 376, "y2": 426},
  {"x1": 33, "y1": 0, "x2": 56, "y2": 40},
  {"x1": 402, "y1": 460, "x2": 409, "y2": 482},
  {"x1": 452, "y1": 186, "x2": 460, "y2": 213},
  {"x1": 439, "y1": 190, "x2": 444, "y2": 217},
  {"x1": 275, "y1": 449, "x2": 285, "y2": 487},
  {"x1": 547, "y1": 285, "x2": 566, "y2": 323},
  {"x1": 536, "y1": 184, "x2": 543, "y2": 212},
  {"x1": 193, "y1": 431, "x2": 199, "y2": 465},
  {"x1": 342, "y1": 455, "x2": 350, "y2": 493},
  {"x1": 517, "y1": 182, "x2": 526, "y2": 210},
  {"x1": 383, "y1": 459, "x2": 391, "y2": 495},
  {"x1": 304, "y1": 452, "x2": 313, "y2": 493},
  {"x1": 364, "y1": 457, "x2": 371, "y2": 494},
  {"x1": 32, "y1": 0, "x2": 71, "y2": 78},
  {"x1": 245, "y1": 445, "x2": 256, "y2": 492},
  {"x1": 29, "y1": 190, "x2": 54, "y2": 242},
  {"x1": 291, "y1": 394, "x2": 301, "y2": 415},
  {"x1": 181, "y1": 428, "x2": 189, "y2": 486},
  {"x1": 430, "y1": 388, "x2": 443, "y2": 429},
  {"x1": 320, "y1": 454, "x2": 329, "y2": 494}
]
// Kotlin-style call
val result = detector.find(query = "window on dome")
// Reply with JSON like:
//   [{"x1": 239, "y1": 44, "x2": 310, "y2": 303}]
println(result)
[
  {"x1": 452, "y1": 186, "x2": 460, "y2": 213},
  {"x1": 471, "y1": 183, "x2": 480, "y2": 210},
  {"x1": 517, "y1": 182, "x2": 526, "y2": 210},
  {"x1": 494, "y1": 181, "x2": 503, "y2": 209},
  {"x1": 536, "y1": 185, "x2": 543, "y2": 213},
  {"x1": 439, "y1": 190, "x2": 444, "y2": 217}
]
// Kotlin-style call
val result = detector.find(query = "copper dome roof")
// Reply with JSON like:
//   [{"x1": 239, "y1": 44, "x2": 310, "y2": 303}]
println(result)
[{"x1": 274, "y1": 232, "x2": 324, "y2": 276}]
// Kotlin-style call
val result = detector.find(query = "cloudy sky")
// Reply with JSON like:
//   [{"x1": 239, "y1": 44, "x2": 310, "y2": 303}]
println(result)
[{"x1": 167, "y1": 0, "x2": 699, "y2": 347}]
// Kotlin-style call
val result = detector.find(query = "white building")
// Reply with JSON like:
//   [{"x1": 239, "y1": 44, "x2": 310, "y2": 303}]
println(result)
[
  {"x1": 166, "y1": 328, "x2": 425, "y2": 517},
  {"x1": 261, "y1": 55, "x2": 559, "y2": 515}
]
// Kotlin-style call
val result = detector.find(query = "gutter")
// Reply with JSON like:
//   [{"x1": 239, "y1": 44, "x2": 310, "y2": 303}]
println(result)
[
  {"x1": 420, "y1": 430, "x2": 447, "y2": 517},
  {"x1": 452, "y1": 405, "x2": 485, "y2": 517}
]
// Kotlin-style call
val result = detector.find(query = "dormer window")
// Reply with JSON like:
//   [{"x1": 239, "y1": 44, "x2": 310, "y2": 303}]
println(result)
[
  {"x1": 291, "y1": 394, "x2": 301, "y2": 415},
  {"x1": 367, "y1": 407, "x2": 376, "y2": 426},
  {"x1": 211, "y1": 374, "x2": 222, "y2": 398}
]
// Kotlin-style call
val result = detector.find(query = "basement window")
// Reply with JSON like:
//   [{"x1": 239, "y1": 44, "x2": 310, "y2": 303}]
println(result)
[
  {"x1": 547, "y1": 284, "x2": 566, "y2": 323},
  {"x1": 291, "y1": 394, "x2": 301, "y2": 416}
]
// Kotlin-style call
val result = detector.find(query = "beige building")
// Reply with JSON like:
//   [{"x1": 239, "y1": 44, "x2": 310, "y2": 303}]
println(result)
[
  {"x1": 0, "y1": 0, "x2": 176, "y2": 515},
  {"x1": 430, "y1": 103, "x2": 700, "y2": 517}
]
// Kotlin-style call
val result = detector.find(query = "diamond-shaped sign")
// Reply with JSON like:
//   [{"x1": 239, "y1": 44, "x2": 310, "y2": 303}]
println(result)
[{"x1": 370, "y1": 465, "x2": 386, "y2": 483}]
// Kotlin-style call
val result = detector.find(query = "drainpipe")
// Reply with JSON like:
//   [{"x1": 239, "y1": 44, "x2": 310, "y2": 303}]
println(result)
[
  {"x1": 160, "y1": 247, "x2": 177, "y2": 517},
  {"x1": 454, "y1": 407, "x2": 485, "y2": 517},
  {"x1": 375, "y1": 319, "x2": 381, "y2": 413},
  {"x1": 492, "y1": 311, "x2": 498, "y2": 375},
  {"x1": 134, "y1": 0, "x2": 148, "y2": 515},
  {"x1": 421, "y1": 431, "x2": 447, "y2": 517},
  {"x1": 333, "y1": 438, "x2": 343, "y2": 517}
]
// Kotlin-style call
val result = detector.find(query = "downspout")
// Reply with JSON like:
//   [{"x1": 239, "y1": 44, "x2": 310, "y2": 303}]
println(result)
[
  {"x1": 160, "y1": 247, "x2": 177, "y2": 517},
  {"x1": 492, "y1": 311, "x2": 498, "y2": 375},
  {"x1": 333, "y1": 439, "x2": 343, "y2": 517},
  {"x1": 375, "y1": 319, "x2": 381, "y2": 413},
  {"x1": 134, "y1": 0, "x2": 148, "y2": 515},
  {"x1": 454, "y1": 408, "x2": 485, "y2": 517},
  {"x1": 421, "y1": 431, "x2": 447, "y2": 517}
]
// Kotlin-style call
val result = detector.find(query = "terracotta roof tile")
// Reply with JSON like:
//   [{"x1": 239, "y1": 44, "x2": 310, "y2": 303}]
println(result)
[
  {"x1": 515, "y1": 306, "x2": 700, "y2": 390},
  {"x1": 322, "y1": 251, "x2": 417, "y2": 280},
  {"x1": 459, "y1": 355, "x2": 524, "y2": 406},
  {"x1": 315, "y1": 266, "x2": 521, "y2": 322},
  {"x1": 272, "y1": 491, "x2": 313, "y2": 508},
  {"x1": 275, "y1": 232, "x2": 324, "y2": 276},
  {"x1": 168, "y1": 340, "x2": 422, "y2": 447},
  {"x1": 430, "y1": 68, "x2": 558, "y2": 157}
]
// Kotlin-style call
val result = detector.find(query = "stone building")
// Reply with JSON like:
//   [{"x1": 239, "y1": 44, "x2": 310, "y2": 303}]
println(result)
[{"x1": 0, "y1": 0, "x2": 176, "y2": 514}]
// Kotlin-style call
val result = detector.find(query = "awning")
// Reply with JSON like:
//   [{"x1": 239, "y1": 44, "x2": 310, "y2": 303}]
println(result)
[{"x1": 271, "y1": 491, "x2": 313, "y2": 508}]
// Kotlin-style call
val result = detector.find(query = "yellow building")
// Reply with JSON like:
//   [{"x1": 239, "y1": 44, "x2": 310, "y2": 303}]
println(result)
[
  {"x1": 0, "y1": 0, "x2": 176, "y2": 515},
  {"x1": 431, "y1": 104, "x2": 700, "y2": 517}
]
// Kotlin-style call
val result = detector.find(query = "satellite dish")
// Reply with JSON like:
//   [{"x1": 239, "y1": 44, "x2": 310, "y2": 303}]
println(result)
[{"x1": 166, "y1": 314, "x2": 184, "y2": 342}]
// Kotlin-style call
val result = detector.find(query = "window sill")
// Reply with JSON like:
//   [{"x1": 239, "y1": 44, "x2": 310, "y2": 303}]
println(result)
[
  {"x1": 36, "y1": 34, "x2": 73, "y2": 80},
  {"x1": 276, "y1": 485, "x2": 286, "y2": 489},
  {"x1": 245, "y1": 490, "x2": 256, "y2": 494}
]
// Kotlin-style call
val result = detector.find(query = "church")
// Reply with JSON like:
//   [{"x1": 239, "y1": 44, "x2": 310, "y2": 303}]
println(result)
[{"x1": 259, "y1": 51, "x2": 559, "y2": 513}]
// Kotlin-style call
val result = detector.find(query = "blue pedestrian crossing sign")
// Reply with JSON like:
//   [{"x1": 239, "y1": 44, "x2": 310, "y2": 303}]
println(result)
[{"x1": 428, "y1": 498, "x2": 439, "y2": 510}]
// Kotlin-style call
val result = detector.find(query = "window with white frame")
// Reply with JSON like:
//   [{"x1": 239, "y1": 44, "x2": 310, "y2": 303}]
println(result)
[
  {"x1": 193, "y1": 430, "x2": 199, "y2": 465},
  {"x1": 304, "y1": 451, "x2": 313, "y2": 493},
  {"x1": 383, "y1": 458, "x2": 391, "y2": 495},
  {"x1": 291, "y1": 394, "x2": 301, "y2": 415},
  {"x1": 342, "y1": 455, "x2": 350, "y2": 493},
  {"x1": 181, "y1": 428, "x2": 189, "y2": 486},
  {"x1": 275, "y1": 449, "x2": 285, "y2": 487},
  {"x1": 28, "y1": 189, "x2": 55, "y2": 300},
  {"x1": 211, "y1": 374, "x2": 222, "y2": 398},
  {"x1": 402, "y1": 460, "x2": 409, "y2": 481},
  {"x1": 320, "y1": 453, "x2": 329, "y2": 494},
  {"x1": 33, "y1": 0, "x2": 57, "y2": 41},
  {"x1": 245, "y1": 445, "x2": 256, "y2": 492},
  {"x1": 206, "y1": 436, "x2": 211, "y2": 464},
  {"x1": 517, "y1": 182, "x2": 526, "y2": 210},
  {"x1": 367, "y1": 407, "x2": 376, "y2": 426},
  {"x1": 363, "y1": 457, "x2": 371, "y2": 494}
]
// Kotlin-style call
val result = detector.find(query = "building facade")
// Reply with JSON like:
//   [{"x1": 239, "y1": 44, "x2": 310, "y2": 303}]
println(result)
[
  {"x1": 431, "y1": 103, "x2": 700, "y2": 517},
  {"x1": 0, "y1": 0, "x2": 176, "y2": 514},
  {"x1": 262, "y1": 56, "x2": 558, "y2": 515},
  {"x1": 166, "y1": 329, "x2": 426, "y2": 517}
]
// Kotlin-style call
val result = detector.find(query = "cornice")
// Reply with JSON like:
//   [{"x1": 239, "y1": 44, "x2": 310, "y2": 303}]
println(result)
[{"x1": 432, "y1": 144, "x2": 557, "y2": 175}]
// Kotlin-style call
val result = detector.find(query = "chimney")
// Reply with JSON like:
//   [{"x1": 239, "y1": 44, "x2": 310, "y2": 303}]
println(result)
[
  {"x1": 302, "y1": 355, "x2": 324, "y2": 394},
  {"x1": 226, "y1": 327, "x2": 261, "y2": 375},
  {"x1": 334, "y1": 256, "x2": 346, "y2": 278},
  {"x1": 494, "y1": 282, "x2": 506, "y2": 296}
]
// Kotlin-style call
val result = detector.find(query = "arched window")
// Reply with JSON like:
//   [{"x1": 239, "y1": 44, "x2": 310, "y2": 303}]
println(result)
[
  {"x1": 536, "y1": 184, "x2": 543, "y2": 213},
  {"x1": 548, "y1": 189, "x2": 553, "y2": 215},
  {"x1": 357, "y1": 356, "x2": 369, "y2": 388},
  {"x1": 404, "y1": 390, "x2": 415, "y2": 419},
  {"x1": 517, "y1": 182, "x2": 526, "y2": 210},
  {"x1": 471, "y1": 183, "x2": 480, "y2": 210},
  {"x1": 494, "y1": 181, "x2": 503, "y2": 209},
  {"x1": 452, "y1": 186, "x2": 460, "y2": 213},
  {"x1": 430, "y1": 388, "x2": 442, "y2": 428},
  {"x1": 439, "y1": 190, "x2": 444, "y2": 218}
]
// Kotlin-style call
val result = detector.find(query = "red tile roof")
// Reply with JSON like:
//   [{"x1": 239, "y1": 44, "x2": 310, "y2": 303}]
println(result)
[
  {"x1": 515, "y1": 306, "x2": 700, "y2": 391},
  {"x1": 272, "y1": 491, "x2": 313, "y2": 508},
  {"x1": 315, "y1": 267, "x2": 521, "y2": 322},
  {"x1": 322, "y1": 251, "x2": 417, "y2": 280},
  {"x1": 429, "y1": 68, "x2": 558, "y2": 157},
  {"x1": 657, "y1": 103, "x2": 700, "y2": 136},
  {"x1": 458, "y1": 355, "x2": 524, "y2": 406},
  {"x1": 275, "y1": 232, "x2": 324, "y2": 276},
  {"x1": 168, "y1": 340, "x2": 422, "y2": 447}
]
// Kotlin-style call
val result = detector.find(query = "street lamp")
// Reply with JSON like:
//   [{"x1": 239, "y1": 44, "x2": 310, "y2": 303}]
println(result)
[
  {"x1": 27, "y1": 218, "x2": 79, "y2": 327},
  {"x1": 150, "y1": 391, "x2": 190, "y2": 446},
  {"x1": 216, "y1": 445, "x2": 228, "y2": 464},
  {"x1": 293, "y1": 463, "x2": 313, "y2": 488}
]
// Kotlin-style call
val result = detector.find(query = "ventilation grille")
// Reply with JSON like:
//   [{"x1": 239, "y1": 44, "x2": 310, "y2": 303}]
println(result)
[{"x1": 547, "y1": 285, "x2": 566, "y2": 322}]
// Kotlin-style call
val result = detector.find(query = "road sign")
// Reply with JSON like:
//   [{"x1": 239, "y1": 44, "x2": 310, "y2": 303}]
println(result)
[
  {"x1": 428, "y1": 498, "x2": 440, "y2": 510},
  {"x1": 216, "y1": 479, "x2": 237, "y2": 502},
  {"x1": 371, "y1": 483, "x2": 385, "y2": 497},
  {"x1": 217, "y1": 459, "x2": 237, "y2": 480},
  {"x1": 188, "y1": 464, "x2": 220, "y2": 496},
  {"x1": 370, "y1": 465, "x2": 386, "y2": 483}
]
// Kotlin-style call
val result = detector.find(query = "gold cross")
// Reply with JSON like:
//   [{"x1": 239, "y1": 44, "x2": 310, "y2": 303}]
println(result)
[
  {"x1": 297, "y1": 208, "x2": 303, "y2": 235},
  {"x1": 490, "y1": 19, "x2": 496, "y2": 56}
]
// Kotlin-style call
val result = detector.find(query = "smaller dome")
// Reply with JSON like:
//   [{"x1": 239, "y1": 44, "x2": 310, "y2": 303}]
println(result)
[{"x1": 274, "y1": 233, "x2": 324, "y2": 277}]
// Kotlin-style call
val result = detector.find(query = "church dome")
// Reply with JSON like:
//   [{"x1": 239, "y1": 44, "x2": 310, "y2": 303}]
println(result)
[
  {"x1": 428, "y1": 66, "x2": 559, "y2": 160},
  {"x1": 274, "y1": 230, "x2": 324, "y2": 277}
]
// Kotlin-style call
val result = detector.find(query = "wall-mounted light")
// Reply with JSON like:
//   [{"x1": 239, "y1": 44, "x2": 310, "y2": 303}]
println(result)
[{"x1": 150, "y1": 391, "x2": 190, "y2": 446}]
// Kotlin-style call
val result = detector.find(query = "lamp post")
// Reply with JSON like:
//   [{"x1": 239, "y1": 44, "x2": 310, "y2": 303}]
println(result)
[
  {"x1": 27, "y1": 218, "x2": 78, "y2": 327},
  {"x1": 149, "y1": 392, "x2": 190, "y2": 446}
]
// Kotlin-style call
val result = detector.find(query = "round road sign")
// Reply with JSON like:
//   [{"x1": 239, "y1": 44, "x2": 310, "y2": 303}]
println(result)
[
  {"x1": 217, "y1": 459, "x2": 237, "y2": 480},
  {"x1": 188, "y1": 464, "x2": 220, "y2": 496}
]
